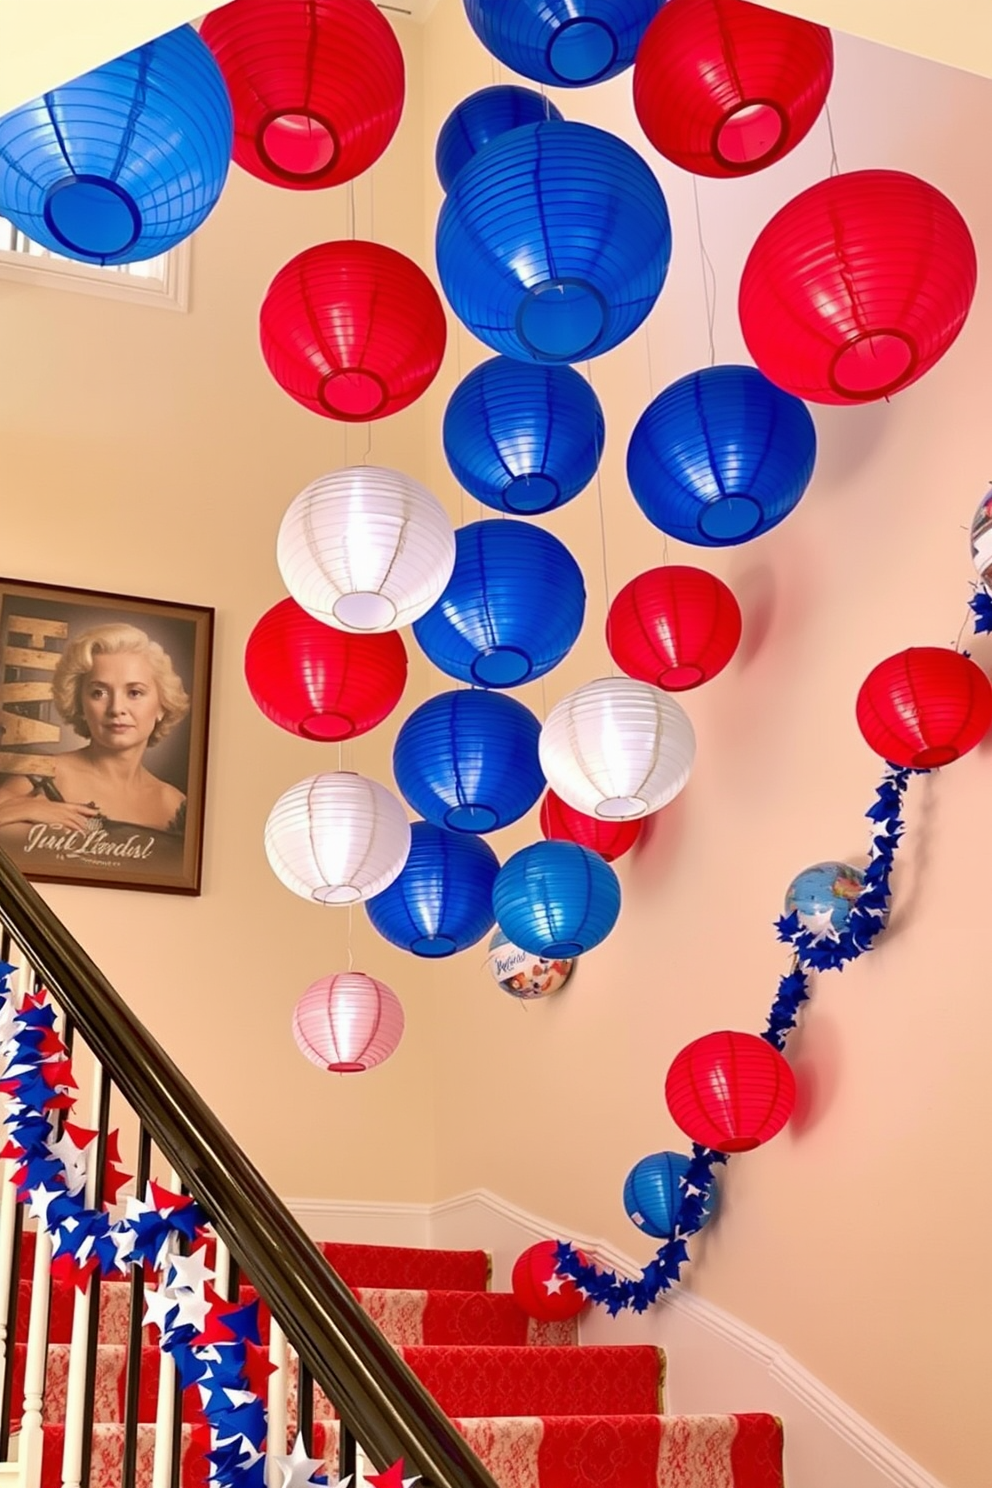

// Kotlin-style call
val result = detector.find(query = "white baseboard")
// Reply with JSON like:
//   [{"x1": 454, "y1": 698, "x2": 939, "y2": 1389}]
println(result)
[{"x1": 286, "y1": 1188, "x2": 943, "y2": 1488}]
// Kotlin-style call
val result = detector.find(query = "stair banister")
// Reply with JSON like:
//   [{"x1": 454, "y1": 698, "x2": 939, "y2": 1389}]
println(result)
[{"x1": 0, "y1": 848, "x2": 501, "y2": 1488}]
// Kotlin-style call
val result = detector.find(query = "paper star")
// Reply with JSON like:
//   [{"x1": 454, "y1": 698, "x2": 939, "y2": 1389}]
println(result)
[
  {"x1": 542, "y1": 1273, "x2": 566, "y2": 1295},
  {"x1": 27, "y1": 1181, "x2": 64, "y2": 1225},
  {"x1": 168, "y1": 1244, "x2": 215, "y2": 1293},
  {"x1": 797, "y1": 908, "x2": 840, "y2": 943},
  {"x1": 366, "y1": 1461, "x2": 419, "y2": 1488},
  {"x1": 170, "y1": 1288, "x2": 212, "y2": 1334},
  {"x1": 273, "y1": 1435, "x2": 328, "y2": 1488},
  {"x1": 143, "y1": 1286, "x2": 179, "y2": 1336}
]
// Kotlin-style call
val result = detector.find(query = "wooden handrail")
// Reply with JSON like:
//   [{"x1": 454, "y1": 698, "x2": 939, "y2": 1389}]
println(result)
[{"x1": 0, "y1": 849, "x2": 500, "y2": 1488}]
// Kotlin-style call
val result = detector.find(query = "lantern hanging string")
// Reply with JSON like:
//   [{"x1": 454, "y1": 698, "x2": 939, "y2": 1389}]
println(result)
[
  {"x1": 691, "y1": 177, "x2": 718, "y2": 368},
  {"x1": 824, "y1": 101, "x2": 841, "y2": 177}
]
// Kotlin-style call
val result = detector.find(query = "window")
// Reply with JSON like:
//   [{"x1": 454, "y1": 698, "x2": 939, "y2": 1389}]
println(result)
[{"x1": 0, "y1": 217, "x2": 190, "y2": 310}]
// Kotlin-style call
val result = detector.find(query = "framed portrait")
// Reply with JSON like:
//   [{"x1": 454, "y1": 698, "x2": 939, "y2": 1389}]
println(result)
[{"x1": 0, "y1": 578, "x2": 213, "y2": 895}]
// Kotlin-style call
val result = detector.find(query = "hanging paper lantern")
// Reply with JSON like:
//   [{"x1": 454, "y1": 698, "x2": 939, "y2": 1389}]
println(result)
[
  {"x1": 260, "y1": 241, "x2": 447, "y2": 421},
  {"x1": 855, "y1": 648, "x2": 992, "y2": 769},
  {"x1": 665, "y1": 1031, "x2": 796, "y2": 1153},
  {"x1": 200, "y1": 0, "x2": 403, "y2": 189},
  {"x1": 739, "y1": 171, "x2": 977, "y2": 405},
  {"x1": 293, "y1": 973, "x2": 404, "y2": 1073},
  {"x1": 0, "y1": 27, "x2": 232, "y2": 264},
  {"x1": 464, "y1": 0, "x2": 662, "y2": 87},
  {"x1": 436, "y1": 86, "x2": 562, "y2": 192},
  {"x1": 623, "y1": 1152, "x2": 718, "y2": 1240},
  {"x1": 511, "y1": 1240, "x2": 590, "y2": 1322},
  {"x1": 785, "y1": 861, "x2": 865, "y2": 940},
  {"x1": 540, "y1": 678, "x2": 695, "y2": 821},
  {"x1": 970, "y1": 486, "x2": 992, "y2": 591},
  {"x1": 539, "y1": 791, "x2": 641, "y2": 863},
  {"x1": 486, "y1": 928, "x2": 575, "y2": 999},
  {"x1": 264, "y1": 772, "x2": 410, "y2": 904},
  {"x1": 627, "y1": 366, "x2": 816, "y2": 547},
  {"x1": 244, "y1": 598, "x2": 407, "y2": 740},
  {"x1": 493, "y1": 841, "x2": 621, "y2": 957},
  {"x1": 437, "y1": 121, "x2": 672, "y2": 364},
  {"x1": 633, "y1": 0, "x2": 833, "y2": 178},
  {"x1": 277, "y1": 467, "x2": 456, "y2": 634},
  {"x1": 412, "y1": 521, "x2": 586, "y2": 687},
  {"x1": 366, "y1": 822, "x2": 499, "y2": 957},
  {"x1": 393, "y1": 691, "x2": 544, "y2": 833},
  {"x1": 443, "y1": 357, "x2": 604, "y2": 515},
  {"x1": 607, "y1": 567, "x2": 742, "y2": 690}
]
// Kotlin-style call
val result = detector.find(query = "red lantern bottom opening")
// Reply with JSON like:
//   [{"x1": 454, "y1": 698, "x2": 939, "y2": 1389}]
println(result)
[
  {"x1": 517, "y1": 278, "x2": 608, "y2": 361},
  {"x1": 504, "y1": 473, "x2": 562, "y2": 514},
  {"x1": 716, "y1": 1136, "x2": 760, "y2": 1153},
  {"x1": 596, "y1": 796, "x2": 648, "y2": 820},
  {"x1": 258, "y1": 111, "x2": 338, "y2": 182},
  {"x1": 659, "y1": 663, "x2": 706, "y2": 690},
  {"x1": 830, "y1": 330, "x2": 918, "y2": 401},
  {"x1": 714, "y1": 101, "x2": 787, "y2": 170},
  {"x1": 912, "y1": 744, "x2": 960, "y2": 768},
  {"x1": 319, "y1": 368, "x2": 389, "y2": 419},
  {"x1": 301, "y1": 711, "x2": 358, "y2": 742},
  {"x1": 326, "y1": 1062, "x2": 367, "y2": 1073}
]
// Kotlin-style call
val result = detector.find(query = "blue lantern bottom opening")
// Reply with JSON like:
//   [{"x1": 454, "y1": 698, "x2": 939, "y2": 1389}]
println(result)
[
  {"x1": 259, "y1": 110, "x2": 339, "y2": 182},
  {"x1": 410, "y1": 933, "x2": 459, "y2": 957},
  {"x1": 445, "y1": 803, "x2": 500, "y2": 831},
  {"x1": 697, "y1": 495, "x2": 764, "y2": 543},
  {"x1": 301, "y1": 711, "x2": 356, "y2": 742},
  {"x1": 320, "y1": 368, "x2": 389, "y2": 420},
  {"x1": 516, "y1": 278, "x2": 607, "y2": 361},
  {"x1": 543, "y1": 939, "x2": 585, "y2": 958},
  {"x1": 471, "y1": 646, "x2": 533, "y2": 686},
  {"x1": 504, "y1": 473, "x2": 562, "y2": 515},
  {"x1": 547, "y1": 18, "x2": 618, "y2": 84},
  {"x1": 829, "y1": 329, "x2": 917, "y2": 402},
  {"x1": 43, "y1": 176, "x2": 141, "y2": 259}
]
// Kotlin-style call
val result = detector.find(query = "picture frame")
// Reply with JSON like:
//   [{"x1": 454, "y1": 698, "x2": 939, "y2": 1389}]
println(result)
[{"x1": 0, "y1": 578, "x2": 213, "y2": 895}]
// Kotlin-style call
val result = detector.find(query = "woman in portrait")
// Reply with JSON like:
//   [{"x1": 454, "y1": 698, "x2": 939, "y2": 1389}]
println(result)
[{"x1": 0, "y1": 622, "x2": 190, "y2": 846}]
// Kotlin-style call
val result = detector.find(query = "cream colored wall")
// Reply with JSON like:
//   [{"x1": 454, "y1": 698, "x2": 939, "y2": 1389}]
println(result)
[
  {"x1": 421, "y1": 5, "x2": 992, "y2": 1485},
  {"x1": 0, "y1": 19, "x2": 445, "y2": 1205}
]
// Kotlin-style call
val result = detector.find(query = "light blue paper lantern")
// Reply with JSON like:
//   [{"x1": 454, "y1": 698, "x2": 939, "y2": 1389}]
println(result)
[
  {"x1": 393, "y1": 690, "x2": 544, "y2": 833},
  {"x1": 493, "y1": 840, "x2": 620, "y2": 957},
  {"x1": 627, "y1": 365, "x2": 817, "y2": 546},
  {"x1": 623, "y1": 1151, "x2": 718, "y2": 1240},
  {"x1": 0, "y1": 26, "x2": 233, "y2": 264},
  {"x1": 436, "y1": 120, "x2": 672, "y2": 364},
  {"x1": 443, "y1": 357, "x2": 604, "y2": 515},
  {"x1": 413, "y1": 520, "x2": 586, "y2": 687},
  {"x1": 463, "y1": 0, "x2": 664, "y2": 87},
  {"x1": 366, "y1": 822, "x2": 499, "y2": 957},
  {"x1": 436, "y1": 86, "x2": 563, "y2": 193}
]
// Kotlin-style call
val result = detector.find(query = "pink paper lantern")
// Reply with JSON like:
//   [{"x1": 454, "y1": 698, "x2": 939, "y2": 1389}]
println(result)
[{"x1": 292, "y1": 972, "x2": 404, "y2": 1073}]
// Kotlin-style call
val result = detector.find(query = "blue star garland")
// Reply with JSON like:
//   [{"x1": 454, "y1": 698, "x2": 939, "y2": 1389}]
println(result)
[
  {"x1": 969, "y1": 588, "x2": 992, "y2": 634},
  {"x1": 554, "y1": 761, "x2": 921, "y2": 1312}
]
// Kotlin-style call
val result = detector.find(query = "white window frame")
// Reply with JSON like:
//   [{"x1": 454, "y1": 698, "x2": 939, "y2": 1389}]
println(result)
[{"x1": 0, "y1": 232, "x2": 190, "y2": 311}]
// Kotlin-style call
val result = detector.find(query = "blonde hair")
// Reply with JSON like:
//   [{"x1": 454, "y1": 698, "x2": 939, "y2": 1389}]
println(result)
[{"x1": 52, "y1": 623, "x2": 190, "y2": 746}]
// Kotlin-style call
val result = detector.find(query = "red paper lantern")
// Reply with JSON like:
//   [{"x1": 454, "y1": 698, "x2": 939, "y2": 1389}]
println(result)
[
  {"x1": 511, "y1": 1240, "x2": 589, "y2": 1322},
  {"x1": 739, "y1": 170, "x2": 977, "y2": 405},
  {"x1": 607, "y1": 567, "x2": 742, "y2": 691},
  {"x1": 856, "y1": 647, "x2": 992, "y2": 769},
  {"x1": 665, "y1": 1031, "x2": 795, "y2": 1153},
  {"x1": 540, "y1": 790, "x2": 642, "y2": 863},
  {"x1": 245, "y1": 598, "x2": 407, "y2": 740},
  {"x1": 200, "y1": 0, "x2": 404, "y2": 190},
  {"x1": 292, "y1": 972, "x2": 404, "y2": 1073},
  {"x1": 634, "y1": 0, "x2": 833, "y2": 178},
  {"x1": 259, "y1": 241, "x2": 447, "y2": 421}
]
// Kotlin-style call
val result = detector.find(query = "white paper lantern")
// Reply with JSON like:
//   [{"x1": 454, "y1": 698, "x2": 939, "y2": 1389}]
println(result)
[
  {"x1": 539, "y1": 677, "x2": 696, "y2": 820},
  {"x1": 277, "y1": 465, "x2": 456, "y2": 633},
  {"x1": 265, "y1": 772, "x2": 411, "y2": 904}
]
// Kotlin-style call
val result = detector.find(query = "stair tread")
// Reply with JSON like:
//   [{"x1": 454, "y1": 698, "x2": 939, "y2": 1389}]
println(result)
[{"x1": 397, "y1": 1343, "x2": 667, "y2": 1418}]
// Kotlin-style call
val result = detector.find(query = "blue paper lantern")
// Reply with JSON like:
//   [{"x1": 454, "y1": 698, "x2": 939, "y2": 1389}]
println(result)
[
  {"x1": 463, "y1": 0, "x2": 663, "y2": 87},
  {"x1": 443, "y1": 357, "x2": 604, "y2": 515},
  {"x1": 623, "y1": 1151, "x2": 718, "y2": 1240},
  {"x1": 413, "y1": 521, "x2": 586, "y2": 687},
  {"x1": 437, "y1": 120, "x2": 672, "y2": 364},
  {"x1": 493, "y1": 840, "x2": 620, "y2": 957},
  {"x1": 393, "y1": 690, "x2": 544, "y2": 833},
  {"x1": 0, "y1": 27, "x2": 233, "y2": 264},
  {"x1": 366, "y1": 822, "x2": 499, "y2": 957},
  {"x1": 436, "y1": 86, "x2": 562, "y2": 193},
  {"x1": 627, "y1": 365, "x2": 817, "y2": 547}
]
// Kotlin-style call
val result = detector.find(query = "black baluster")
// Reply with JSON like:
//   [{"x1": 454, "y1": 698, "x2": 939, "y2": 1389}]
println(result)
[
  {"x1": 299, "y1": 1357, "x2": 315, "y2": 1456},
  {"x1": 121, "y1": 1124, "x2": 152, "y2": 1488},
  {"x1": 78, "y1": 1067, "x2": 112, "y2": 1488},
  {"x1": 339, "y1": 1421, "x2": 359, "y2": 1486}
]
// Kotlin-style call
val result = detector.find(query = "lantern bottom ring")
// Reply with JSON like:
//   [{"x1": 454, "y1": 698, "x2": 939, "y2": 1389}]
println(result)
[
  {"x1": 516, "y1": 277, "x2": 608, "y2": 362},
  {"x1": 504, "y1": 472, "x2": 562, "y2": 515},
  {"x1": 471, "y1": 645, "x2": 533, "y2": 687},
  {"x1": 714, "y1": 1136, "x2": 760, "y2": 1154},
  {"x1": 300, "y1": 710, "x2": 358, "y2": 742},
  {"x1": 913, "y1": 744, "x2": 960, "y2": 768},
  {"x1": 659, "y1": 663, "x2": 705, "y2": 690},
  {"x1": 44, "y1": 174, "x2": 142, "y2": 259},
  {"x1": 829, "y1": 329, "x2": 918, "y2": 401},
  {"x1": 595, "y1": 794, "x2": 648, "y2": 820},
  {"x1": 327, "y1": 1061, "x2": 366, "y2": 1074},
  {"x1": 332, "y1": 590, "x2": 398, "y2": 631},
  {"x1": 410, "y1": 934, "x2": 459, "y2": 958},
  {"x1": 313, "y1": 883, "x2": 363, "y2": 906},
  {"x1": 543, "y1": 938, "x2": 585, "y2": 958},
  {"x1": 697, "y1": 494, "x2": 764, "y2": 543},
  {"x1": 319, "y1": 366, "x2": 389, "y2": 420},
  {"x1": 545, "y1": 17, "x2": 619, "y2": 84},
  {"x1": 713, "y1": 99, "x2": 788, "y2": 171},
  {"x1": 258, "y1": 108, "x2": 339, "y2": 182},
  {"x1": 445, "y1": 802, "x2": 500, "y2": 832}
]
